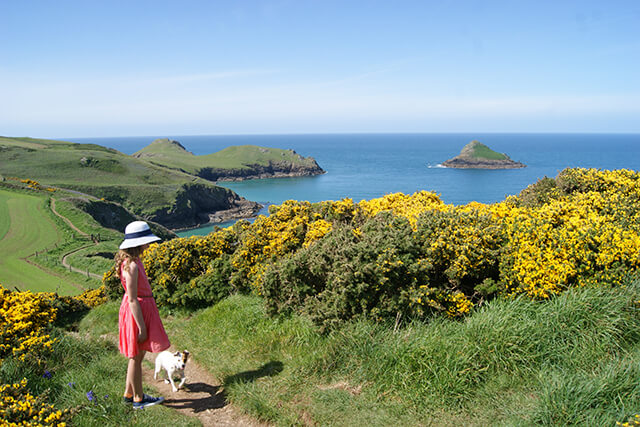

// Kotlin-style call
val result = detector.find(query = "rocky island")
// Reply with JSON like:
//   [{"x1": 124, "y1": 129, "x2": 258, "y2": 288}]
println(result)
[
  {"x1": 133, "y1": 139, "x2": 325, "y2": 181},
  {"x1": 442, "y1": 140, "x2": 526, "y2": 169}
]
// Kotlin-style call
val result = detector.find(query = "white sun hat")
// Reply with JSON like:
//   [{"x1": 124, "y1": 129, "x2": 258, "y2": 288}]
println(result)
[{"x1": 119, "y1": 221, "x2": 161, "y2": 249}]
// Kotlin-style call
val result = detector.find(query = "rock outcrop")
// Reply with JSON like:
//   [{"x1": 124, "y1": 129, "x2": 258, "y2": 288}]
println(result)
[
  {"x1": 147, "y1": 183, "x2": 261, "y2": 230},
  {"x1": 198, "y1": 159, "x2": 324, "y2": 181},
  {"x1": 442, "y1": 141, "x2": 525, "y2": 169}
]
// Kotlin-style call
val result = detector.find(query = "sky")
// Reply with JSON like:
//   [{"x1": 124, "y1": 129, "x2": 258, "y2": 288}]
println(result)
[{"x1": 1, "y1": 0, "x2": 639, "y2": 137}]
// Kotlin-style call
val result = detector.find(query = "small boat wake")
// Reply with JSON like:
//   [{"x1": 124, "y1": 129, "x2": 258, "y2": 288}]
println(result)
[{"x1": 427, "y1": 163, "x2": 447, "y2": 169}]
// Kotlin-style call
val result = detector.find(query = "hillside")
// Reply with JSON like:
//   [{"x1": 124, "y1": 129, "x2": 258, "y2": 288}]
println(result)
[
  {"x1": 0, "y1": 136, "x2": 260, "y2": 229},
  {"x1": 442, "y1": 140, "x2": 526, "y2": 169},
  {"x1": 133, "y1": 138, "x2": 325, "y2": 181}
]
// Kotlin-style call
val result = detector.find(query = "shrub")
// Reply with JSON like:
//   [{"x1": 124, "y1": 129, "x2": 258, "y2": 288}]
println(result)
[
  {"x1": 145, "y1": 228, "x2": 239, "y2": 308},
  {"x1": 263, "y1": 213, "x2": 432, "y2": 329},
  {"x1": 0, "y1": 379, "x2": 69, "y2": 426},
  {"x1": 0, "y1": 285, "x2": 57, "y2": 364},
  {"x1": 114, "y1": 168, "x2": 640, "y2": 327}
]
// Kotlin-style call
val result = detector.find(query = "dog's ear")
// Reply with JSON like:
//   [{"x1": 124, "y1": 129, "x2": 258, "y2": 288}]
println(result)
[
  {"x1": 174, "y1": 351, "x2": 181, "y2": 357},
  {"x1": 182, "y1": 351, "x2": 190, "y2": 363}
]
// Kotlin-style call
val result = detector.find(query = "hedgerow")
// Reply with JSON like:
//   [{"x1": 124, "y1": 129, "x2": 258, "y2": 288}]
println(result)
[{"x1": 101, "y1": 167, "x2": 640, "y2": 329}]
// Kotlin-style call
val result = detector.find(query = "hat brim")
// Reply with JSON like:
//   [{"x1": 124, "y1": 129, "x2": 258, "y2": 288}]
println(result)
[{"x1": 119, "y1": 235, "x2": 161, "y2": 250}]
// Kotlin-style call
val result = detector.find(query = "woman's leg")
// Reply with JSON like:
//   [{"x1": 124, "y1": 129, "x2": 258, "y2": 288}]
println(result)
[{"x1": 125, "y1": 350, "x2": 147, "y2": 400}]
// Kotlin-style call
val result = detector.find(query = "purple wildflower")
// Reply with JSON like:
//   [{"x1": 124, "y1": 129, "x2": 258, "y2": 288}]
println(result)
[
  {"x1": 86, "y1": 390, "x2": 96, "y2": 402},
  {"x1": 43, "y1": 370, "x2": 52, "y2": 379}
]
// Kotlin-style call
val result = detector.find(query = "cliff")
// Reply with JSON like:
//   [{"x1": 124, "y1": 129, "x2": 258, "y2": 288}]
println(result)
[
  {"x1": 149, "y1": 182, "x2": 261, "y2": 229},
  {"x1": 442, "y1": 141, "x2": 525, "y2": 169}
]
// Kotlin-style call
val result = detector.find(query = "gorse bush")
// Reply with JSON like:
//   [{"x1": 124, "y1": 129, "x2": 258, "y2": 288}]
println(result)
[
  {"x1": 0, "y1": 379, "x2": 69, "y2": 426},
  {"x1": 0, "y1": 284, "x2": 101, "y2": 364},
  {"x1": 102, "y1": 167, "x2": 640, "y2": 328},
  {"x1": 0, "y1": 284, "x2": 99, "y2": 426},
  {"x1": 0, "y1": 286, "x2": 57, "y2": 364},
  {"x1": 263, "y1": 213, "x2": 426, "y2": 329}
]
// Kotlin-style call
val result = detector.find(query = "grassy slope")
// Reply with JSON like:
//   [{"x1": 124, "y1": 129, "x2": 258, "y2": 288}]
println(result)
[
  {"x1": 151, "y1": 281, "x2": 640, "y2": 426},
  {"x1": 0, "y1": 188, "x2": 72, "y2": 293},
  {"x1": 134, "y1": 139, "x2": 318, "y2": 173},
  {"x1": 0, "y1": 137, "x2": 198, "y2": 185},
  {"x1": 466, "y1": 141, "x2": 508, "y2": 160},
  {"x1": 0, "y1": 136, "x2": 224, "y2": 217},
  {"x1": 52, "y1": 197, "x2": 122, "y2": 275},
  {"x1": 0, "y1": 187, "x2": 112, "y2": 294}
]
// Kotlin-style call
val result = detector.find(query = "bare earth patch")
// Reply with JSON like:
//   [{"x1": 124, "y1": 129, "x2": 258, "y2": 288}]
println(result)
[{"x1": 142, "y1": 351, "x2": 269, "y2": 426}]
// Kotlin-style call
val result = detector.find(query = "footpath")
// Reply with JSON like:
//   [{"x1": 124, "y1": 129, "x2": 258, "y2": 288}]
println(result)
[
  {"x1": 49, "y1": 197, "x2": 103, "y2": 280},
  {"x1": 141, "y1": 351, "x2": 268, "y2": 426}
]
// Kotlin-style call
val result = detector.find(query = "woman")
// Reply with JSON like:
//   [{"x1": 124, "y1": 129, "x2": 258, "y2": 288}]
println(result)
[{"x1": 115, "y1": 221, "x2": 170, "y2": 409}]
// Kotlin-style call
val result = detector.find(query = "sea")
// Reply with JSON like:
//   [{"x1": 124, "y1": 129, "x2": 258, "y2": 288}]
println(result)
[{"x1": 65, "y1": 133, "x2": 640, "y2": 236}]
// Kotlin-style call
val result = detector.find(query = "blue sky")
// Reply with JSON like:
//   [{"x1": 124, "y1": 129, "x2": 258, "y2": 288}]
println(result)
[{"x1": 1, "y1": 0, "x2": 639, "y2": 137}]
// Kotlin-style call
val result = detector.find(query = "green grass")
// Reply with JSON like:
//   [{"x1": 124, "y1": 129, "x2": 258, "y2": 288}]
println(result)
[
  {"x1": 157, "y1": 282, "x2": 640, "y2": 426},
  {"x1": 6, "y1": 278, "x2": 640, "y2": 426},
  {"x1": 0, "y1": 136, "x2": 227, "y2": 219},
  {"x1": 134, "y1": 139, "x2": 319, "y2": 173},
  {"x1": 467, "y1": 141, "x2": 508, "y2": 160},
  {"x1": 0, "y1": 188, "x2": 74, "y2": 293},
  {"x1": 65, "y1": 242, "x2": 119, "y2": 277},
  {"x1": 0, "y1": 187, "x2": 104, "y2": 294},
  {"x1": 52, "y1": 197, "x2": 121, "y2": 240},
  {"x1": 0, "y1": 325, "x2": 199, "y2": 427}
]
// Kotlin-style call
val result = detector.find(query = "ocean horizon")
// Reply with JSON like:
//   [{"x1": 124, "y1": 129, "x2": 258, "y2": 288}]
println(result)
[{"x1": 66, "y1": 133, "x2": 640, "y2": 236}]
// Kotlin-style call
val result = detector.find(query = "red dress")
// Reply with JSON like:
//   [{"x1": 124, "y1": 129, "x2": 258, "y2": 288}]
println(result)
[{"x1": 118, "y1": 258, "x2": 170, "y2": 358}]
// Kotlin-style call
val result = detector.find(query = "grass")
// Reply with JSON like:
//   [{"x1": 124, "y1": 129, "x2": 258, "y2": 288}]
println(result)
[
  {"x1": 467, "y1": 141, "x2": 509, "y2": 160},
  {"x1": 51, "y1": 197, "x2": 121, "y2": 241},
  {"x1": 0, "y1": 320, "x2": 199, "y2": 427},
  {"x1": 0, "y1": 188, "x2": 76, "y2": 294},
  {"x1": 157, "y1": 281, "x2": 640, "y2": 426},
  {"x1": 134, "y1": 139, "x2": 319, "y2": 173},
  {"x1": 66, "y1": 242, "x2": 119, "y2": 276},
  {"x1": 0, "y1": 187, "x2": 104, "y2": 294},
  {"x1": 5, "y1": 276, "x2": 640, "y2": 425},
  {"x1": 0, "y1": 136, "x2": 229, "y2": 219}
]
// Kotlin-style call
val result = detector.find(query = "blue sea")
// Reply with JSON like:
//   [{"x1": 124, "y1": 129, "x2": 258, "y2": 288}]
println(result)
[{"x1": 66, "y1": 133, "x2": 640, "y2": 236}]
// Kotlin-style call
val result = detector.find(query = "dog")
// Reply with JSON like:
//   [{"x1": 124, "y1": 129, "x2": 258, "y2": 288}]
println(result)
[{"x1": 154, "y1": 350, "x2": 190, "y2": 392}]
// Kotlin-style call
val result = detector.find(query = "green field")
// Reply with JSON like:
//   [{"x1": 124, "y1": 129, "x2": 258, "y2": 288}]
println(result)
[{"x1": 0, "y1": 188, "x2": 89, "y2": 294}]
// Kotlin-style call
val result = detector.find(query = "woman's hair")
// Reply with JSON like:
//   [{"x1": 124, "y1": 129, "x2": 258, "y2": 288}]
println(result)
[{"x1": 115, "y1": 246, "x2": 146, "y2": 278}]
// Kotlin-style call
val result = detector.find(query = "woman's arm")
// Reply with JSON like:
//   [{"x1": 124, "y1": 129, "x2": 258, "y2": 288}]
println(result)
[{"x1": 123, "y1": 260, "x2": 148, "y2": 343}]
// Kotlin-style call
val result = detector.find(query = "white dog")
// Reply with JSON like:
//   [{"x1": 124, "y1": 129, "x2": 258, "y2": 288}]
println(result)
[{"x1": 154, "y1": 350, "x2": 190, "y2": 392}]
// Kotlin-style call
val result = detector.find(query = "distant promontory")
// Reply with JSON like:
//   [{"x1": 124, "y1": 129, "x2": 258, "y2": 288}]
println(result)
[
  {"x1": 133, "y1": 139, "x2": 325, "y2": 181},
  {"x1": 442, "y1": 141, "x2": 526, "y2": 169}
]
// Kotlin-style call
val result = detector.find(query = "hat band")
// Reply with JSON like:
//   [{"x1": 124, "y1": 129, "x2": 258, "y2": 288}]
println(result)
[{"x1": 124, "y1": 229, "x2": 154, "y2": 239}]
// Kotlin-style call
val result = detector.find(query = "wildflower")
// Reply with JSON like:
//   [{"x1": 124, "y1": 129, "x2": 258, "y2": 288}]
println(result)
[
  {"x1": 67, "y1": 382, "x2": 75, "y2": 388},
  {"x1": 43, "y1": 370, "x2": 52, "y2": 379},
  {"x1": 86, "y1": 390, "x2": 96, "y2": 402}
]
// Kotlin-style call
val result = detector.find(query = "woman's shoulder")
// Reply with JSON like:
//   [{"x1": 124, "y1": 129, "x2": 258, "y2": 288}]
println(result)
[{"x1": 121, "y1": 257, "x2": 140, "y2": 274}]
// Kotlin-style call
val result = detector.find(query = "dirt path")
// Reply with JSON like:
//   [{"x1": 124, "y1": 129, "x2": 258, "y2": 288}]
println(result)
[
  {"x1": 50, "y1": 198, "x2": 88, "y2": 237},
  {"x1": 60, "y1": 244, "x2": 103, "y2": 280},
  {"x1": 48, "y1": 197, "x2": 103, "y2": 280},
  {"x1": 141, "y1": 351, "x2": 269, "y2": 426}
]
